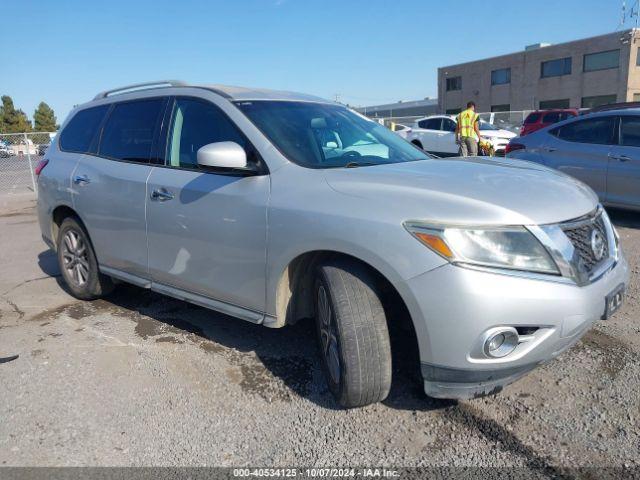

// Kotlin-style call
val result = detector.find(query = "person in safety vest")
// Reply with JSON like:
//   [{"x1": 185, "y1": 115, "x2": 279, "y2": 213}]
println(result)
[{"x1": 455, "y1": 101, "x2": 481, "y2": 157}]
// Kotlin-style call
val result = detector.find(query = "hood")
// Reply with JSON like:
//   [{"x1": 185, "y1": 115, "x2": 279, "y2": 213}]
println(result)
[
  {"x1": 481, "y1": 129, "x2": 517, "y2": 139},
  {"x1": 323, "y1": 157, "x2": 598, "y2": 226}
]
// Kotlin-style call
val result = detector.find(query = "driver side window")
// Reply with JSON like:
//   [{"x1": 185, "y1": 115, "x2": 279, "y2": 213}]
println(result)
[
  {"x1": 442, "y1": 118, "x2": 457, "y2": 132},
  {"x1": 167, "y1": 98, "x2": 246, "y2": 169}
]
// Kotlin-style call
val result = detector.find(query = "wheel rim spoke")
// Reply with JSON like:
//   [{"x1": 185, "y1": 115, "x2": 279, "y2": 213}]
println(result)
[{"x1": 62, "y1": 229, "x2": 90, "y2": 287}]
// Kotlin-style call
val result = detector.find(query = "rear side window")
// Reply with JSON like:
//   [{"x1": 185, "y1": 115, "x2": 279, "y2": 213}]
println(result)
[
  {"x1": 524, "y1": 113, "x2": 541, "y2": 124},
  {"x1": 99, "y1": 99, "x2": 165, "y2": 162},
  {"x1": 167, "y1": 98, "x2": 246, "y2": 168},
  {"x1": 620, "y1": 116, "x2": 640, "y2": 147},
  {"x1": 59, "y1": 105, "x2": 108, "y2": 153},
  {"x1": 418, "y1": 118, "x2": 441, "y2": 130},
  {"x1": 552, "y1": 117, "x2": 616, "y2": 145},
  {"x1": 542, "y1": 112, "x2": 562, "y2": 123}
]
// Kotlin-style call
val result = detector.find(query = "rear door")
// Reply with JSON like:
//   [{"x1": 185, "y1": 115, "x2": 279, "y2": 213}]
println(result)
[
  {"x1": 415, "y1": 118, "x2": 442, "y2": 153},
  {"x1": 439, "y1": 117, "x2": 458, "y2": 154},
  {"x1": 146, "y1": 97, "x2": 269, "y2": 314},
  {"x1": 607, "y1": 115, "x2": 640, "y2": 208},
  {"x1": 72, "y1": 97, "x2": 167, "y2": 278},
  {"x1": 542, "y1": 116, "x2": 616, "y2": 201}
]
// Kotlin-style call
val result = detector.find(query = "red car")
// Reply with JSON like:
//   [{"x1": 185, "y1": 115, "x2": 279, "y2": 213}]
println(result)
[{"x1": 520, "y1": 109, "x2": 579, "y2": 136}]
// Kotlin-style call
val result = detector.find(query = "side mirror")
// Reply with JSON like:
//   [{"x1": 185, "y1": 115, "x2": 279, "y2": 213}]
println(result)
[{"x1": 196, "y1": 141, "x2": 255, "y2": 172}]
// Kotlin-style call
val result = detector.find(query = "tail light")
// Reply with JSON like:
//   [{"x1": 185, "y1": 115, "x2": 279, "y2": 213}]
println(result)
[
  {"x1": 505, "y1": 142, "x2": 525, "y2": 155},
  {"x1": 35, "y1": 159, "x2": 49, "y2": 176}
]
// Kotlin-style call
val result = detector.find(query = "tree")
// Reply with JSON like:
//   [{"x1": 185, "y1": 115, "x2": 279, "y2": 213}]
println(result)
[
  {"x1": 0, "y1": 96, "x2": 32, "y2": 133},
  {"x1": 33, "y1": 102, "x2": 57, "y2": 132}
]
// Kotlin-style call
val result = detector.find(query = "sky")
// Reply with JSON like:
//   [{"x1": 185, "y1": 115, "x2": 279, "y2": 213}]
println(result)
[{"x1": 0, "y1": 0, "x2": 631, "y2": 123}]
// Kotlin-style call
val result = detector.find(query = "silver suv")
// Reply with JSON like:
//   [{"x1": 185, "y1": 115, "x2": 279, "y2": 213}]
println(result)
[{"x1": 37, "y1": 81, "x2": 629, "y2": 407}]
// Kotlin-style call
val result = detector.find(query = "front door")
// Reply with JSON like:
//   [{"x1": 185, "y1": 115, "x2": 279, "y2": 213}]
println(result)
[
  {"x1": 607, "y1": 115, "x2": 640, "y2": 208},
  {"x1": 438, "y1": 117, "x2": 458, "y2": 155},
  {"x1": 146, "y1": 97, "x2": 269, "y2": 314},
  {"x1": 72, "y1": 97, "x2": 167, "y2": 278}
]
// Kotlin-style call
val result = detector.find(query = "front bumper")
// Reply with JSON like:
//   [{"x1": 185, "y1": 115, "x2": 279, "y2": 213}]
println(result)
[{"x1": 402, "y1": 252, "x2": 629, "y2": 399}]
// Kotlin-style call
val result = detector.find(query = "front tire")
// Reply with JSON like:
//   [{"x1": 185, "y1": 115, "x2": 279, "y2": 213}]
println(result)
[
  {"x1": 314, "y1": 259, "x2": 392, "y2": 408},
  {"x1": 57, "y1": 217, "x2": 114, "y2": 300}
]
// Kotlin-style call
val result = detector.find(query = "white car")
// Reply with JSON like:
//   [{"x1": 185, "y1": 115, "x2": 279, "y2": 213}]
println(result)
[
  {"x1": 406, "y1": 115, "x2": 516, "y2": 157},
  {"x1": 391, "y1": 123, "x2": 411, "y2": 139}
]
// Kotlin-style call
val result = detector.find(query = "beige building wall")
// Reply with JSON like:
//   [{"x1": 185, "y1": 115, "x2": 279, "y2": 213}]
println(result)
[{"x1": 438, "y1": 29, "x2": 640, "y2": 113}]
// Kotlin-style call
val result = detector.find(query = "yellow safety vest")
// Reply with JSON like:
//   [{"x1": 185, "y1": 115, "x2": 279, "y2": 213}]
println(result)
[{"x1": 457, "y1": 109, "x2": 479, "y2": 139}]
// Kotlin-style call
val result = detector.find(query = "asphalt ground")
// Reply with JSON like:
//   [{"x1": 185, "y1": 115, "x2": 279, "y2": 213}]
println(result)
[{"x1": 0, "y1": 195, "x2": 638, "y2": 473}]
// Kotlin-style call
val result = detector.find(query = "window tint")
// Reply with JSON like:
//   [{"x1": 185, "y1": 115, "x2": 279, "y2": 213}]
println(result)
[
  {"x1": 418, "y1": 118, "x2": 441, "y2": 130},
  {"x1": 541, "y1": 57, "x2": 572, "y2": 78},
  {"x1": 524, "y1": 113, "x2": 541, "y2": 124},
  {"x1": 59, "y1": 105, "x2": 108, "y2": 153},
  {"x1": 583, "y1": 49, "x2": 620, "y2": 72},
  {"x1": 167, "y1": 98, "x2": 246, "y2": 168},
  {"x1": 99, "y1": 99, "x2": 165, "y2": 162},
  {"x1": 620, "y1": 116, "x2": 640, "y2": 147},
  {"x1": 491, "y1": 68, "x2": 510, "y2": 85},
  {"x1": 446, "y1": 76, "x2": 462, "y2": 91},
  {"x1": 442, "y1": 118, "x2": 457, "y2": 132},
  {"x1": 553, "y1": 117, "x2": 615, "y2": 145}
]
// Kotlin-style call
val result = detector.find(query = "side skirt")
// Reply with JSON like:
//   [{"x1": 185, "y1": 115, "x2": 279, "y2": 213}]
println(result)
[{"x1": 99, "y1": 265, "x2": 265, "y2": 325}]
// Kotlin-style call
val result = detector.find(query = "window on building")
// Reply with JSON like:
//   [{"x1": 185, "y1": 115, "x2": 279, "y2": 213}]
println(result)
[
  {"x1": 446, "y1": 76, "x2": 462, "y2": 91},
  {"x1": 446, "y1": 108, "x2": 462, "y2": 114},
  {"x1": 583, "y1": 49, "x2": 620, "y2": 72},
  {"x1": 633, "y1": 93, "x2": 640, "y2": 102},
  {"x1": 551, "y1": 116, "x2": 616, "y2": 145},
  {"x1": 637, "y1": 47, "x2": 640, "y2": 66},
  {"x1": 99, "y1": 98, "x2": 165, "y2": 163},
  {"x1": 539, "y1": 99, "x2": 571, "y2": 109},
  {"x1": 620, "y1": 116, "x2": 640, "y2": 147},
  {"x1": 491, "y1": 104, "x2": 510, "y2": 112},
  {"x1": 59, "y1": 105, "x2": 109, "y2": 154},
  {"x1": 541, "y1": 57, "x2": 572, "y2": 78},
  {"x1": 491, "y1": 68, "x2": 511, "y2": 85},
  {"x1": 581, "y1": 94, "x2": 617, "y2": 109}
]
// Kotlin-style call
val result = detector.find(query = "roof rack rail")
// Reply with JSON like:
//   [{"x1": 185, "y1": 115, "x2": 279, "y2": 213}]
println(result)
[
  {"x1": 586, "y1": 101, "x2": 640, "y2": 114},
  {"x1": 93, "y1": 80, "x2": 188, "y2": 100}
]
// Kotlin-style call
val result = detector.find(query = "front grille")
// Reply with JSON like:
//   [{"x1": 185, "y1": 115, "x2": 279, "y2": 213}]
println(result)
[{"x1": 561, "y1": 212, "x2": 609, "y2": 273}]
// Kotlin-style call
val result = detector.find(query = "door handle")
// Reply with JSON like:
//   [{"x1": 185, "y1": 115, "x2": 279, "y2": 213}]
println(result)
[
  {"x1": 150, "y1": 188, "x2": 174, "y2": 202},
  {"x1": 73, "y1": 174, "x2": 90, "y2": 185},
  {"x1": 608, "y1": 153, "x2": 632, "y2": 162}
]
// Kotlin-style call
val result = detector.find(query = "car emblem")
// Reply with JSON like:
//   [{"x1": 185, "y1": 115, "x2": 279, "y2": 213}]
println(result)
[{"x1": 591, "y1": 229, "x2": 605, "y2": 261}]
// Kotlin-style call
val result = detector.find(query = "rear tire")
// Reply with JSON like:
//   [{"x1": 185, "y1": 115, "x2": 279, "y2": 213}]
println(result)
[
  {"x1": 57, "y1": 217, "x2": 114, "y2": 300},
  {"x1": 314, "y1": 258, "x2": 392, "y2": 408}
]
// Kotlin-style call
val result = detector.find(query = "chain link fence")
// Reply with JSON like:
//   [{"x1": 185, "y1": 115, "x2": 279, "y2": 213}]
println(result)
[
  {"x1": 372, "y1": 110, "x2": 535, "y2": 134},
  {"x1": 0, "y1": 132, "x2": 56, "y2": 197}
]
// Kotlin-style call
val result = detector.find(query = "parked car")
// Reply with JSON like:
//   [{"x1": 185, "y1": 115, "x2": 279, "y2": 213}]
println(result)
[
  {"x1": 0, "y1": 142, "x2": 12, "y2": 158},
  {"x1": 507, "y1": 108, "x2": 640, "y2": 211},
  {"x1": 38, "y1": 81, "x2": 628, "y2": 407},
  {"x1": 38, "y1": 143, "x2": 50, "y2": 156},
  {"x1": 406, "y1": 115, "x2": 516, "y2": 157},
  {"x1": 391, "y1": 123, "x2": 411, "y2": 139},
  {"x1": 520, "y1": 109, "x2": 578, "y2": 136}
]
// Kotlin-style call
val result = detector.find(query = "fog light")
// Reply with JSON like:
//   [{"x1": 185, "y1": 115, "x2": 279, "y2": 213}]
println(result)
[{"x1": 484, "y1": 327, "x2": 519, "y2": 358}]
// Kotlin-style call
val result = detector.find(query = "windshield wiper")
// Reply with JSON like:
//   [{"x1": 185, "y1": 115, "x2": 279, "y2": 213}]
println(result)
[{"x1": 344, "y1": 161, "x2": 376, "y2": 168}]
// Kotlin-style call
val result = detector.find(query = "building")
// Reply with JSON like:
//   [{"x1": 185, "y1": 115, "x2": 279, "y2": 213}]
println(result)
[
  {"x1": 355, "y1": 98, "x2": 438, "y2": 119},
  {"x1": 438, "y1": 29, "x2": 640, "y2": 114}
]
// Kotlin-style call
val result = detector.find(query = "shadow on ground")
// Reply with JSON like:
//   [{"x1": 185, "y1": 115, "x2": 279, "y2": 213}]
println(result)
[
  {"x1": 607, "y1": 207, "x2": 640, "y2": 229},
  {"x1": 36, "y1": 248, "x2": 449, "y2": 411}
]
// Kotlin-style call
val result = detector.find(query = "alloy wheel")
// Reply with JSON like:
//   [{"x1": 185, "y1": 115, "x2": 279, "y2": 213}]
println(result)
[
  {"x1": 317, "y1": 285, "x2": 341, "y2": 384},
  {"x1": 61, "y1": 229, "x2": 90, "y2": 287}
]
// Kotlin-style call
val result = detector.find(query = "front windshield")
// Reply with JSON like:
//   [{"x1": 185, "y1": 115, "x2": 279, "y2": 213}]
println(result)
[
  {"x1": 235, "y1": 101, "x2": 432, "y2": 168},
  {"x1": 479, "y1": 121, "x2": 499, "y2": 131}
]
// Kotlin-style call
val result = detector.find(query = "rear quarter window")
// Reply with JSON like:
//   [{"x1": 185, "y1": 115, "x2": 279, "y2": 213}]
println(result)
[{"x1": 59, "y1": 105, "x2": 109, "y2": 153}]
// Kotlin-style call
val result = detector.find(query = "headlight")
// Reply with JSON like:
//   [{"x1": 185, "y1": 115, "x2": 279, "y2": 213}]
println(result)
[{"x1": 404, "y1": 222, "x2": 560, "y2": 275}]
